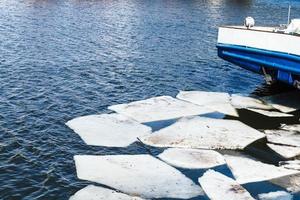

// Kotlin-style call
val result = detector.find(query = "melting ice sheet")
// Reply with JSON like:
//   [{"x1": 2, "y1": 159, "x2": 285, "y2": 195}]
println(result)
[
  {"x1": 70, "y1": 185, "x2": 144, "y2": 200},
  {"x1": 198, "y1": 170, "x2": 254, "y2": 200},
  {"x1": 139, "y1": 116, "x2": 265, "y2": 149},
  {"x1": 108, "y1": 96, "x2": 214, "y2": 123},
  {"x1": 264, "y1": 130, "x2": 300, "y2": 147},
  {"x1": 246, "y1": 108, "x2": 293, "y2": 118},
  {"x1": 158, "y1": 148, "x2": 225, "y2": 169},
  {"x1": 224, "y1": 153, "x2": 299, "y2": 185},
  {"x1": 262, "y1": 91, "x2": 300, "y2": 113},
  {"x1": 231, "y1": 94, "x2": 273, "y2": 110},
  {"x1": 257, "y1": 191, "x2": 293, "y2": 200},
  {"x1": 66, "y1": 114, "x2": 151, "y2": 147},
  {"x1": 267, "y1": 143, "x2": 300, "y2": 159},
  {"x1": 74, "y1": 154, "x2": 203, "y2": 199},
  {"x1": 176, "y1": 91, "x2": 238, "y2": 117}
]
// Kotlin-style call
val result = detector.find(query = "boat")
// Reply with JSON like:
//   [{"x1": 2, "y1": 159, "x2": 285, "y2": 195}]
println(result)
[{"x1": 217, "y1": 16, "x2": 300, "y2": 88}]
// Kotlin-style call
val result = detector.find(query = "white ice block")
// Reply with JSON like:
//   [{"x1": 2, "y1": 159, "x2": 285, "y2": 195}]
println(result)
[
  {"x1": 231, "y1": 94, "x2": 273, "y2": 110},
  {"x1": 267, "y1": 143, "x2": 300, "y2": 159},
  {"x1": 74, "y1": 154, "x2": 203, "y2": 199},
  {"x1": 70, "y1": 185, "x2": 144, "y2": 200},
  {"x1": 108, "y1": 96, "x2": 214, "y2": 123},
  {"x1": 246, "y1": 108, "x2": 293, "y2": 117},
  {"x1": 198, "y1": 170, "x2": 254, "y2": 200},
  {"x1": 66, "y1": 114, "x2": 151, "y2": 147},
  {"x1": 265, "y1": 130, "x2": 300, "y2": 147},
  {"x1": 139, "y1": 116, "x2": 265, "y2": 150},
  {"x1": 158, "y1": 148, "x2": 225, "y2": 169},
  {"x1": 224, "y1": 153, "x2": 299, "y2": 185},
  {"x1": 258, "y1": 191, "x2": 293, "y2": 200}
]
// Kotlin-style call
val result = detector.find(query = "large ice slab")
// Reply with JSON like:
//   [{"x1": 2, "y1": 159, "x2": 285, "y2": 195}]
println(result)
[
  {"x1": 258, "y1": 191, "x2": 293, "y2": 200},
  {"x1": 281, "y1": 124, "x2": 300, "y2": 132},
  {"x1": 279, "y1": 160, "x2": 300, "y2": 171},
  {"x1": 66, "y1": 114, "x2": 152, "y2": 147},
  {"x1": 231, "y1": 94, "x2": 273, "y2": 110},
  {"x1": 224, "y1": 153, "x2": 299, "y2": 184},
  {"x1": 139, "y1": 116, "x2": 265, "y2": 149},
  {"x1": 198, "y1": 170, "x2": 254, "y2": 200},
  {"x1": 262, "y1": 91, "x2": 300, "y2": 113},
  {"x1": 264, "y1": 130, "x2": 300, "y2": 147},
  {"x1": 74, "y1": 155, "x2": 203, "y2": 199},
  {"x1": 176, "y1": 91, "x2": 238, "y2": 117},
  {"x1": 70, "y1": 185, "x2": 144, "y2": 200},
  {"x1": 246, "y1": 108, "x2": 293, "y2": 117},
  {"x1": 267, "y1": 143, "x2": 300, "y2": 159},
  {"x1": 108, "y1": 96, "x2": 214, "y2": 123},
  {"x1": 158, "y1": 148, "x2": 225, "y2": 169}
]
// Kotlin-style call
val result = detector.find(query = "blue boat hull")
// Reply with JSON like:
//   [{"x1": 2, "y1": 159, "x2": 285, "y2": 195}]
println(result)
[{"x1": 217, "y1": 44, "x2": 300, "y2": 86}]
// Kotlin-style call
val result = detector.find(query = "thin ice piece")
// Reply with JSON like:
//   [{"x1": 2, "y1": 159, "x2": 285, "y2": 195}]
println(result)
[
  {"x1": 246, "y1": 108, "x2": 293, "y2": 117},
  {"x1": 258, "y1": 191, "x2": 293, "y2": 200},
  {"x1": 198, "y1": 170, "x2": 254, "y2": 200},
  {"x1": 231, "y1": 94, "x2": 273, "y2": 110},
  {"x1": 158, "y1": 148, "x2": 225, "y2": 169},
  {"x1": 267, "y1": 143, "x2": 300, "y2": 159},
  {"x1": 262, "y1": 91, "x2": 300, "y2": 113},
  {"x1": 70, "y1": 185, "x2": 144, "y2": 200},
  {"x1": 281, "y1": 124, "x2": 300, "y2": 132},
  {"x1": 139, "y1": 116, "x2": 265, "y2": 150},
  {"x1": 74, "y1": 155, "x2": 203, "y2": 199},
  {"x1": 66, "y1": 114, "x2": 152, "y2": 147},
  {"x1": 108, "y1": 96, "x2": 214, "y2": 123},
  {"x1": 279, "y1": 160, "x2": 300, "y2": 171},
  {"x1": 224, "y1": 153, "x2": 299, "y2": 184},
  {"x1": 176, "y1": 91, "x2": 238, "y2": 117},
  {"x1": 265, "y1": 130, "x2": 300, "y2": 147}
]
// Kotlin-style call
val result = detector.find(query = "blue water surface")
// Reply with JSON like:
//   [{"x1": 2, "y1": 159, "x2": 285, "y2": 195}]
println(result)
[{"x1": 1, "y1": 0, "x2": 300, "y2": 199}]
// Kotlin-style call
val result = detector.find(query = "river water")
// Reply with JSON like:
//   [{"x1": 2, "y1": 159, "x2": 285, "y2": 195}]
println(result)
[{"x1": 1, "y1": 0, "x2": 300, "y2": 199}]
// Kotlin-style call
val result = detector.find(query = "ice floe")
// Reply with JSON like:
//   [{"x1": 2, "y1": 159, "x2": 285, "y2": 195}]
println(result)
[
  {"x1": 264, "y1": 130, "x2": 300, "y2": 147},
  {"x1": 74, "y1": 154, "x2": 203, "y2": 199},
  {"x1": 198, "y1": 170, "x2": 254, "y2": 200},
  {"x1": 66, "y1": 114, "x2": 152, "y2": 147},
  {"x1": 246, "y1": 108, "x2": 293, "y2": 117},
  {"x1": 267, "y1": 143, "x2": 300, "y2": 159},
  {"x1": 279, "y1": 160, "x2": 300, "y2": 171},
  {"x1": 139, "y1": 116, "x2": 265, "y2": 149},
  {"x1": 262, "y1": 91, "x2": 300, "y2": 113},
  {"x1": 70, "y1": 185, "x2": 144, "y2": 200},
  {"x1": 258, "y1": 191, "x2": 293, "y2": 200},
  {"x1": 224, "y1": 153, "x2": 299, "y2": 185},
  {"x1": 231, "y1": 94, "x2": 273, "y2": 110},
  {"x1": 158, "y1": 148, "x2": 225, "y2": 169},
  {"x1": 270, "y1": 173, "x2": 300, "y2": 193},
  {"x1": 176, "y1": 91, "x2": 238, "y2": 117},
  {"x1": 108, "y1": 96, "x2": 214, "y2": 123},
  {"x1": 281, "y1": 124, "x2": 300, "y2": 132}
]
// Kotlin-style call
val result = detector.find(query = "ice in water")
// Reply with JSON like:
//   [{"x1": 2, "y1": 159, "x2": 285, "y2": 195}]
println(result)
[
  {"x1": 139, "y1": 116, "x2": 265, "y2": 149},
  {"x1": 74, "y1": 154, "x2": 203, "y2": 199},
  {"x1": 258, "y1": 191, "x2": 293, "y2": 200},
  {"x1": 158, "y1": 148, "x2": 225, "y2": 169},
  {"x1": 231, "y1": 94, "x2": 273, "y2": 110},
  {"x1": 246, "y1": 108, "x2": 293, "y2": 117},
  {"x1": 66, "y1": 114, "x2": 151, "y2": 147},
  {"x1": 176, "y1": 91, "x2": 238, "y2": 117},
  {"x1": 262, "y1": 91, "x2": 300, "y2": 113},
  {"x1": 70, "y1": 185, "x2": 144, "y2": 200},
  {"x1": 267, "y1": 143, "x2": 300, "y2": 159},
  {"x1": 108, "y1": 96, "x2": 214, "y2": 123},
  {"x1": 264, "y1": 130, "x2": 300, "y2": 147},
  {"x1": 224, "y1": 153, "x2": 299, "y2": 184},
  {"x1": 198, "y1": 170, "x2": 254, "y2": 200}
]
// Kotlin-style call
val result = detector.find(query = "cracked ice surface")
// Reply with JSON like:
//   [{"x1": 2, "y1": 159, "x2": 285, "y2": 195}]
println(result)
[
  {"x1": 139, "y1": 116, "x2": 265, "y2": 149},
  {"x1": 70, "y1": 185, "x2": 144, "y2": 200},
  {"x1": 108, "y1": 96, "x2": 214, "y2": 123},
  {"x1": 198, "y1": 170, "x2": 254, "y2": 200},
  {"x1": 74, "y1": 154, "x2": 203, "y2": 199},
  {"x1": 66, "y1": 114, "x2": 151, "y2": 147},
  {"x1": 158, "y1": 148, "x2": 225, "y2": 169}
]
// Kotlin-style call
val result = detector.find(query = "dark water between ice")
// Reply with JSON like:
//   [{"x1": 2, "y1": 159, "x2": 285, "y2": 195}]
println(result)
[{"x1": 1, "y1": 0, "x2": 300, "y2": 199}]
